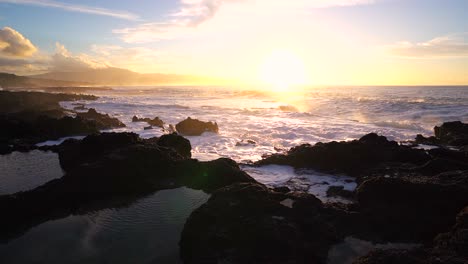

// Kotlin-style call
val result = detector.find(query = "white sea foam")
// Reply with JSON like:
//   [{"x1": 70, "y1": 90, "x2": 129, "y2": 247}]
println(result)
[
  {"x1": 242, "y1": 165, "x2": 357, "y2": 203},
  {"x1": 57, "y1": 86, "x2": 467, "y2": 198}
]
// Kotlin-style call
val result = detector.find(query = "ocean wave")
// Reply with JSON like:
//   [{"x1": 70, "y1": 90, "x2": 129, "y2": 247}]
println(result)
[{"x1": 371, "y1": 120, "x2": 425, "y2": 131}]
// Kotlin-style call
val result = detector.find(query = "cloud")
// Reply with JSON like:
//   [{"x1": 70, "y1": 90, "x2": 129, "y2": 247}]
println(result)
[
  {"x1": 90, "y1": 44, "x2": 175, "y2": 73},
  {"x1": 49, "y1": 42, "x2": 107, "y2": 72},
  {"x1": 387, "y1": 33, "x2": 468, "y2": 58},
  {"x1": 114, "y1": 0, "x2": 376, "y2": 43},
  {"x1": 0, "y1": 27, "x2": 37, "y2": 57},
  {"x1": 0, "y1": 0, "x2": 139, "y2": 21}
]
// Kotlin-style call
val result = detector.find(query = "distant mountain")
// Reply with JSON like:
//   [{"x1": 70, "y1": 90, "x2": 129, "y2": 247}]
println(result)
[
  {"x1": 0, "y1": 72, "x2": 85, "y2": 89},
  {"x1": 31, "y1": 67, "x2": 209, "y2": 86}
]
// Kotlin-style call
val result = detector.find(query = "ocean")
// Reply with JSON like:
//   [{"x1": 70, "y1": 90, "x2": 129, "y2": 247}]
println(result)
[{"x1": 1, "y1": 85, "x2": 467, "y2": 263}]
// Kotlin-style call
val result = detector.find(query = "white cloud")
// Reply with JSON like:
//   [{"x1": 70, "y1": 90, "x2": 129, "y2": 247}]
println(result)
[
  {"x1": 49, "y1": 42, "x2": 107, "y2": 72},
  {"x1": 387, "y1": 33, "x2": 468, "y2": 58},
  {"x1": 114, "y1": 0, "x2": 376, "y2": 43},
  {"x1": 0, "y1": 0, "x2": 139, "y2": 21},
  {"x1": 0, "y1": 27, "x2": 37, "y2": 57},
  {"x1": 90, "y1": 44, "x2": 176, "y2": 73}
]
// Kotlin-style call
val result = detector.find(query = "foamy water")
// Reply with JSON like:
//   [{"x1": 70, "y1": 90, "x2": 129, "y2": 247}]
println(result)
[{"x1": 58, "y1": 86, "x2": 468, "y2": 201}]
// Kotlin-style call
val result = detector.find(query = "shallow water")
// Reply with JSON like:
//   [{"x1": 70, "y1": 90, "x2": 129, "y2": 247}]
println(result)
[
  {"x1": 0, "y1": 150, "x2": 64, "y2": 195},
  {"x1": 0, "y1": 187, "x2": 209, "y2": 264},
  {"x1": 327, "y1": 237, "x2": 421, "y2": 264}
]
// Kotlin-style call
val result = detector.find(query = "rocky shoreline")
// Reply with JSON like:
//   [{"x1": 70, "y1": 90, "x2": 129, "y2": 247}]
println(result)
[{"x1": 0, "y1": 90, "x2": 467, "y2": 263}]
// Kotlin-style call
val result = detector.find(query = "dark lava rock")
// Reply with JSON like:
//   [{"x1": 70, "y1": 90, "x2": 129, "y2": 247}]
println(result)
[
  {"x1": 77, "y1": 108, "x2": 125, "y2": 129},
  {"x1": 353, "y1": 206, "x2": 468, "y2": 264},
  {"x1": 279, "y1": 105, "x2": 299, "y2": 112},
  {"x1": 326, "y1": 186, "x2": 354, "y2": 199},
  {"x1": 156, "y1": 132, "x2": 192, "y2": 158},
  {"x1": 180, "y1": 182, "x2": 345, "y2": 264},
  {"x1": 256, "y1": 133, "x2": 430, "y2": 176},
  {"x1": 433, "y1": 206, "x2": 468, "y2": 260},
  {"x1": 0, "y1": 114, "x2": 100, "y2": 153},
  {"x1": 412, "y1": 158, "x2": 468, "y2": 176},
  {"x1": 0, "y1": 132, "x2": 253, "y2": 242},
  {"x1": 177, "y1": 158, "x2": 256, "y2": 192},
  {"x1": 272, "y1": 186, "x2": 291, "y2": 193},
  {"x1": 0, "y1": 90, "x2": 96, "y2": 115},
  {"x1": 236, "y1": 139, "x2": 257, "y2": 146},
  {"x1": 356, "y1": 171, "x2": 468, "y2": 242},
  {"x1": 132, "y1": 115, "x2": 164, "y2": 127},
  {"x1": 415, "y1": 121, "x2": 468, "y2": 147},
  {"x1": 176, "y1": 117, "x2": 219, "y2": 136},
  {"x1": 0, "y1": 91, "x2": 126, "y2": 154},
  {"x1": 58, "y1": 132, "x2": 141, "y2": 171},
  {"x1": 435, "y1": 121, "x2": 468, "y2": 146}
]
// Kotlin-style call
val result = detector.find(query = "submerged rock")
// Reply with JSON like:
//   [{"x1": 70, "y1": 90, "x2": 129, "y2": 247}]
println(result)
[
  {"x1": 175, "y1": 117, "x2": 219, "y2": 136},
  {"x1": 132, "y1": 115, "x2": 164, "y2": 127}
]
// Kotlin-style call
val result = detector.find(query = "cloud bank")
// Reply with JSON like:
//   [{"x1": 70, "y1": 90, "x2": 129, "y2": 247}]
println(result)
[
  {"x1": 0, "y1": 0, "x2": 139, "y2": 21},
  {"x1": 0, "y1": 27, "x2": 37, "y2": 57},
  {"x1": 388, "y1": 33, "x2": 468, "y2": 58}
]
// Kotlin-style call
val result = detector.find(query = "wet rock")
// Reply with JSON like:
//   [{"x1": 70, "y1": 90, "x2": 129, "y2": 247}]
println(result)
[
  {"x1": 272, "y1": 186, "x2": 291, "y2": 193},
  {"x1": 415, "y1": 121, "x2": 468, "y2": 147},
  {"x1": 412, "y1": 158, "x2": 468, "y2": 176},
  {"x1": 415, "y1": 134, "x2": 439, "y2": 146},
  {"x1": 73, "y1": 104, "x2": 86, "y2": 111},
  {"x1": 58, "y1": 132, "x2": 141, "y2": 171},
  {"x1": 278, "y1": 105, "x2": 299, "y2": 112},
  {"x1": 156, "y1": 132, "x2": 192, "y2": 158},
  {"x1": 175, "y1": 117, "x2": 219, "y2": 136},
  {"x1": 433, "y1": 206, "x2": 468, "y2": 260},
  {"x1": 77, "y1": 108, "x2": 125, "y2": 129},
  {"x1": 0, "y1": 90, "x2": 96, "y2": 115},
  {"x1": 180, "y1": 182, "x2": 342, "y2": 264},
  {"x1": 353, "y1": 206, "x2": 468, "y2": 264},
  {"x1": 236, "y1": 139, "x2": 257, "y2": 146},
  {"x1": 434, "y1": 121, "x2": 468, "y2": 146},
  {"x1": 132, "y1": 115, "x2": 164, "y2": 127},
  {"x1": 356, "y1": 171, "x2": 468, "y2": 242},
  {"x1": 256, "y1": 133, "x2": 430, "y2": 176},
  {"x1": 352, "y1": 248, "x2": 428, "y2": 264},
  {"x1": 327, "y1": 186, "x2": 354, "y2": 199},
  {"x1": 0, "y1": 91, "x2": 102, "y2": 154}
]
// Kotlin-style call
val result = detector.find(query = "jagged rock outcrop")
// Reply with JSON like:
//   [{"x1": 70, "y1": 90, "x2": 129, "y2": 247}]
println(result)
[
  {"x1": 175, "y1": 117, "x2": 219, "y2": 136},
  {"x1": 132, "y1": 115, "x2": 164, "y2": 127},
  {"x1": 356, "y1": 171, "x2": 468, "y2": 242},
  {"x1": 256, "y1": 133, "x2": 430, "y2": 176}
]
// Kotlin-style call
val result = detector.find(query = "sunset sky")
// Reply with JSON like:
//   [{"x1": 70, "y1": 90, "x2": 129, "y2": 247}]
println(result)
[{"x1": 0, "y1": 0, "x2": 467, "y2": 85}]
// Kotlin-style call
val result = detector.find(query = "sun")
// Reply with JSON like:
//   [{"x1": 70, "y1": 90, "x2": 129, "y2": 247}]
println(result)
[{"x1": 259, "y1": 50, "x2": 308, "y2": 92}]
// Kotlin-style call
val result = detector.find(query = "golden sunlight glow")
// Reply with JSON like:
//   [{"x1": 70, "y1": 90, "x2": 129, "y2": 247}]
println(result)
[{"x1": 259, "y1": 50, "x2": 308, "y2": 91}]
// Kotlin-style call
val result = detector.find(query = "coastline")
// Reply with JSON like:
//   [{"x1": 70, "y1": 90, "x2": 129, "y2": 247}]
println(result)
[{"x1": 0, "y1": 90, "x2": 467, "y2": 263}]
